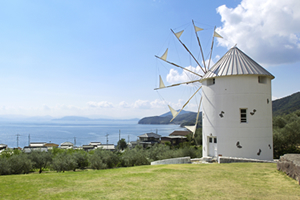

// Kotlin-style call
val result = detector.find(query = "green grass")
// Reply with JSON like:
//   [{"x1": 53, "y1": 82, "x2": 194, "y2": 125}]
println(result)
[{"x1": 0, "y1": 163, "x2": 299, "y2": 199}]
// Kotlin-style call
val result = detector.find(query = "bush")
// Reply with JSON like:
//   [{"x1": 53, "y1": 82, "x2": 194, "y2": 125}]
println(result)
[
  {"x1": 121, "y1": 146, "x2": 149, "y2": 167},
  {"x1": 28, "y1": 151, "x2": 52, "y2": 173},
  {"x1": 9, "y1": 153, "x2": 33, "y2": 174},
  {"x1": 181, "y1": 146, "x2": 202, "y2": 158},
  {"x1": 73, "y1": 151, "x2": 89, "y2": 170},
  {"x1": 0, "y1": 157, "x2": 11, "y2": 175},
  {"x1": 89, "y1": 149, "x2": 119, "y2": 170},
  {"x1": 51, "y1": 152, "x2": 77, "y2": 172}
]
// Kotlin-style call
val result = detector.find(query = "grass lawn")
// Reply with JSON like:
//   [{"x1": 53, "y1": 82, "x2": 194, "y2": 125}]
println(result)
[{"x1": 0, "y1": 163, "x2": 299, "y2": 199}]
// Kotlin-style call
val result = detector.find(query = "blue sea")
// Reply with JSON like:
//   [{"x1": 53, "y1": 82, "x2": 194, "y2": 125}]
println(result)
[{"x1": 0, "y1": 120, "x2": 185, "y2": 148}]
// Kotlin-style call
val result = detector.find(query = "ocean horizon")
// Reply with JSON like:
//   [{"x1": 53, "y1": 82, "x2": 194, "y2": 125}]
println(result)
[{"x1": 0, "y1": 120, "x2": 185, "y2": 148}]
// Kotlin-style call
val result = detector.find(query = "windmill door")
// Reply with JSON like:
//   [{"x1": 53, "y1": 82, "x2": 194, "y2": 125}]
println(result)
[{"x1": 208, "y1": 137, "x2": 217, "y2": 157}]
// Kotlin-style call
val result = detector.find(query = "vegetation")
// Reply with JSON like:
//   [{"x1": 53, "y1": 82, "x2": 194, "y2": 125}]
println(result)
[
  {"x1": 273, "y1": 109, "x2": 300, "y2": 158},
  {"x1": 0, "y1": 142, "x2": 201, "y2": 175},
  {"x1": 0, "y1": 163, "x2": 299, "y2": 199},
  {"x1": 117, "y1": 138, "x2": 127, "y2": 150}
]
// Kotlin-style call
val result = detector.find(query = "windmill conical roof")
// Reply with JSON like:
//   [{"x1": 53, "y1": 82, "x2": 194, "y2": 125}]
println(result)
[{"x1": 202, "y1": 47, "x2": 274, "y2": 80}]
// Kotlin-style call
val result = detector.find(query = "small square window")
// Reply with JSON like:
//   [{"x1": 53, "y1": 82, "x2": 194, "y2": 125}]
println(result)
[
  {"x1": 209, "y1": 138, "x2": 212, "y2": 143},
  {"x1": 207, "y1": 78, "x2": 215, "y2": 86},
  {"x1": 214, "y1": 138, "x2": 217, "y2": 143},
  {"x1": 240, "y1": 109, "x2": 247, "y2": 123},
  {"x1": 258, "y1": 76, "x2": 267, "y2": 84}
]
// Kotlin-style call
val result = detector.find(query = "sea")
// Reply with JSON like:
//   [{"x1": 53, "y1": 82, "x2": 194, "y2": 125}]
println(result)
[{"x1": 0, "y1": 120, "x2": 185, "y2": 148}]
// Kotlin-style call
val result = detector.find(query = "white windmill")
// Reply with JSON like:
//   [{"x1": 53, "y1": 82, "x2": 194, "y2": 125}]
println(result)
[{"x1": 155, "y1": 21, "x2": 274, "y2": 161}]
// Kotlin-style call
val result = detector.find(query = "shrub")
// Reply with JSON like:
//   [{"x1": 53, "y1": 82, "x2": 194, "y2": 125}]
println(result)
[
  {"x1": 51, "y1": 152, "x2": 77, "y2": 172},
  {"x1": 121, "y1": 146, "x2": 149, "y2": 167},
  {"x1": 28, "y1": 151, "x2": 52, "y2": 173},
  {"x1": 9, "y1": 153, "x2": 33, "y2": 174},
  {"x1": 0, "y1": 157, "x2": 11, "y2": 175},
  {"x1": 73, "y1": 151, "x2": 89, "y2": 170},
  {"x1": 89, "y1": 149, "x2": 119, "y2": 170}
]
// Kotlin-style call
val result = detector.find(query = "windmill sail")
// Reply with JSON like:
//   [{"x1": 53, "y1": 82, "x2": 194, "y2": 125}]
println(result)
[
  {"x1": 185, "y1": 125, "x2": 196, "y2": 133},
  {"x1": 213, "y1": 31, "x2": 223, "y2": 38},
  {"x1": 171, "y1": 29, "x2": 206, "y2": 74},
  {"x1": 170, "y1": 86, "x2": 202, "y2": 122},
  {"x1": 168, "y1": 105, "x2": 178, "y2": 120},
  {"x1": 160, "y1": 48, "x2": 168, "y2": 60},
  {"x1": 159, "y1": 75, "x2": 165, "y2": 89},
  {"x1": 192, "y1": 20, "x2": 207, "y2": 72},
  {"x1": 175, "y1": 30, "x2": 184, "y2": 39},
  {"x1": 194, "y1": 25, "x2": 203, "y2": 32},
  {"x1": 154, "y1": 79, "x2": 200, "y2": 90}
]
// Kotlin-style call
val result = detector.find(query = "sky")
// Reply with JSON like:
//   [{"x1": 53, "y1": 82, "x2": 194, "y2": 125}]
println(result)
[{"x1": 0, "y1": 0, "x2": 299, "y2": 119}]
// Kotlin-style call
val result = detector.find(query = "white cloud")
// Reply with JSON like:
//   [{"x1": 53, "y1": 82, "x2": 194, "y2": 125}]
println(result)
[
  {"x1": 119, "y1": 101, "x2": 130, "y2": 108},
  {"x1": 133, "y1": 99, "x2": 151, "y2": 109},
  {"x1": 88, "y1": 101, "x2": 114, "y2": 108},
  {"x1": 0, "y1": 98, "x2": 199, "y2": 118},
  {"x1": 150, "y1": 99, "x2": 166, "y2": 108},
  {"x1": 216, "y1": 0, "x2": 300, "y2": 66},
  {"x1": 166, "y1": 66, "x2": 202, "y2": 84}
]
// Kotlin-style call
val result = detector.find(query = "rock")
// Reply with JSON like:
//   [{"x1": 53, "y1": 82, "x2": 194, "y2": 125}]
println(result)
[{"x1": 277, "y1": 154, "x2": 300, "y2": 184}]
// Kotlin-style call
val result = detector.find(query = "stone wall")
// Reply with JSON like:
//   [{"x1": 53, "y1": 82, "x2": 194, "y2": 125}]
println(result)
[
  {"x1": 151, "y1": 157, "x2": 191, "y2": 165},
  {"x1": 218, "y1": 156, "x2": 276, "y2": 164},
  {"x1": 277, "y1": 154, "x2": 300, "y2": 184}
]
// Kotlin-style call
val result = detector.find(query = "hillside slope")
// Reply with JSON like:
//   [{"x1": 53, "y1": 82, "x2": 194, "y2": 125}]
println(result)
[{"x1": 272, "y1": 91, "x2": 300, "y2": 116}]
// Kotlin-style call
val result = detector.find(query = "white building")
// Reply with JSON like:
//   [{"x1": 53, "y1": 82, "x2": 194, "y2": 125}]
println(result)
[
  {"x1": 60, "y1": 142, "x2": 74, "y2": 149},
  {"x1": 97, "y1": 144, "x2": 115, "y2": 151},
  {"x1": 200, "y1": 47, "x2": 274, "y2": 161}
]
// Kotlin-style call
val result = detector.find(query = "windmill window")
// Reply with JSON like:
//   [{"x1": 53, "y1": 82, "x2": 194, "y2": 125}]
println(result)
[
  {"x1": 258, "y1": 76, "x2": 267, "y2": 84},
  {"x1": 214, "y1": 138, "x2": 217, "y2": 143},
  {"x1": 207, "y1": 78, "x2": 215, "y2": 86},
  {"x1": 240, "y1": 109, "x2": 247, "y2": 123},
  {"x1": 209, "y1": 138, "x2": 212, "y2": 143}
]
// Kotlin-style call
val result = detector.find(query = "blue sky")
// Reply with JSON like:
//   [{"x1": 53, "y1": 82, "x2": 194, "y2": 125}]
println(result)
[{"x1": 0, "y1": 0, "x2": 299, "y2": 119}]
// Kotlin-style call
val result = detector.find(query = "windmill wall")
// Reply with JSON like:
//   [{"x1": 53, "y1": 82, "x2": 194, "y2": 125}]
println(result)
[{"x1": 201, "y1": 75, "x2": 273, "y2": 161}]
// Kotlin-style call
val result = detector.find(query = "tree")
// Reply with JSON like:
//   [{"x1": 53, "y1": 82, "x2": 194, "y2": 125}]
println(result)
[
  {"x1": 9, "y1": 153, "x2": 33, "y2": 174},
  {"x1": 117, "y1": 138, "x2": 127, "y2": 151},
  {"x1": 73, "y1": 151, "x2": 89, "y2": 170},
  {"x1": 89, "y1": 149, "x2": 119, "y2": 170},
  {"x1": 0, "y1": 157, "x2": 11, "y2": 175},
  {"x1": 51, "y1": 152, "x2": 77, "y2": 172},
  {"x1": 273, "y1": 110, "x2": 300, "y2": 158},
  {"x1": 29, "y1": 151, "x2": 52, "y2": 173}
]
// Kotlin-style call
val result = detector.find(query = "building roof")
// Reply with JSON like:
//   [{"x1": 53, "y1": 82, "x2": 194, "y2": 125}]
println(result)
[
  {"x1": 138, "y1": 132, "x2": 161, "y2": 138},
  {"x1": 169, "y1": 131, "x2": 191, "y2": 136},
  {"x1": 44, "y1": 143, "x2": 59, "y2": 147},
  {"x1": 89, "y1": 142, "x2": 101, "y2": 145},
  {"x1": 201, "y1": 47, "x2": 274, "y2": 81},
  {"x1": 29, "y1": 142, "x2": 46, "y2": 147},
  {"x1": 61, "y1": 142, "x2": 74, "y2": 146}
]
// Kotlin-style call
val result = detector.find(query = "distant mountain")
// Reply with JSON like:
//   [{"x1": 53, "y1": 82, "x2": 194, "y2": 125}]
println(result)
[
  {"x1": 272, "y1": 91, "x2": 300, "y2": 116},
  {"x1": 138, "y1": 110, "x2": 202, "y2": 126},
  {"x1": 159, "y1": 110, "x2": 192, "y2": 117}
]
